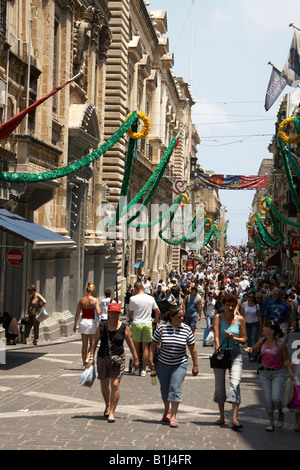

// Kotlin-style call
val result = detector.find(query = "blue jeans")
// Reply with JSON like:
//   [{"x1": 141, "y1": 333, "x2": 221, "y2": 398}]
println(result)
[
  {"x1": 259, "y1": 369, "x2": 285, "y2": 413},
  {"x1": 213, "y1": 348, "x2": 243, "y2": 404},
  {"x1": 246, "y1": 322, "x2": 259, "y2": 359},
  {"x1": 156, "y1": 360, "x2": 188, "y2": 403}
]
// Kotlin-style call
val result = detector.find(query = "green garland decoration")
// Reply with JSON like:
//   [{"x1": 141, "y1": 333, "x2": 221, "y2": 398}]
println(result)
[
  {"x1": 108, "y1": 137, "x2": 178, "y2": 228},
  {"x1": 158, "y1": 208, "x2": 202, "y2": 246},
  {"x1": 265, "y1": 197, "x2": 300, "y2": 228},
  {"x1": 128, "y1": 194, "x2": 184, "y2": 229},
  {"x1": 254, "y1": 213, "x2": 284, "y2": 246},
  {"x1": 278, "y1": 136, "x2": 300, "y2": 214},
  {"x1": 0, "y1": 112, "x2": 139, "y2": 183},
  {"x1": 187, "y1": 224, "x2": 216, "y2": 250}
]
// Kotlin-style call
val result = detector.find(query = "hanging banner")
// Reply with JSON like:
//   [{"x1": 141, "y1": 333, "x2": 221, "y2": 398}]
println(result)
[{"x1": 194, "y1": 173, "x2": 268, "y2": 190}]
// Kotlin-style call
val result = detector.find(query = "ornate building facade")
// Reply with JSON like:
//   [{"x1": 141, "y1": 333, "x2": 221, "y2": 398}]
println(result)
[{"x1": 0, "y1": 1, "x2": 203, "y2": 340}]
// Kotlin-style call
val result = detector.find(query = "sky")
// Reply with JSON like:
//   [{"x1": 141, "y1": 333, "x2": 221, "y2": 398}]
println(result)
[{"x1": 146, "y1": 0, "x2": 300, "y2": 245}]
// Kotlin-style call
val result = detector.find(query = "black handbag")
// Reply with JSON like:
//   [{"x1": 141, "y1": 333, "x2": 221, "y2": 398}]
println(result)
[
  {"x1": 21, "y1": 316, "x2": 31, "y2": 325},
  {"x1": 210, "y1": 338, "x2": 232, "y2": 369}
]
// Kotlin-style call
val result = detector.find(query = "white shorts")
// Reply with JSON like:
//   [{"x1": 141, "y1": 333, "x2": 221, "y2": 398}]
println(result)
[{"x1": 78, "y1": 319, "x2": 97, "y2": 335}]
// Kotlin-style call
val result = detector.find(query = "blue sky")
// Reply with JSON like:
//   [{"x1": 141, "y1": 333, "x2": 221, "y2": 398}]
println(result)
[{"x1": 146, "y1": 0, "x2": 300, "y2": 245}]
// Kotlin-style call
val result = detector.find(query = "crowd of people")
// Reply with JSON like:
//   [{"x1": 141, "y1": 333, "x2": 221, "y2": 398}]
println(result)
[
  {"x1": 1, "y1": 246, "x2": 299, "y2": 434},
  {"x1": 76, "y1": 246, "x2": 300, "y2": 432}
]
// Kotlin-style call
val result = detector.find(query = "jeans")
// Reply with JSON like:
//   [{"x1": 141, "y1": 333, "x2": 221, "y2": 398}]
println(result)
[
  {"x1": 246, "y1": 322, "x2": 259, "y2": 359},
  {"x1": 156, "y1": 360, "x2": 188, "y2": 403},
  {"x1": 206, "y1": 316, "x2": 214, "y2": 329},
  {"x1": 214, "y1": 348, "x2": 243, "y2": 404},
  {"x1": 259, "y1": 368, "x2": 285, "y2": 413}
]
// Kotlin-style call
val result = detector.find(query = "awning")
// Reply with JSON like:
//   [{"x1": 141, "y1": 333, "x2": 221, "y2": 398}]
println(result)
[
  {"x1": 267, "y1": 251, "x2": 281, "y2": 266},
  {"x1": 0, "y1": 209, "x2": 76, "y2": 249}
]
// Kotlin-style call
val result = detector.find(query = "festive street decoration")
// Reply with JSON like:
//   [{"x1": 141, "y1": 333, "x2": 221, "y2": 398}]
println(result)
[{"x1": 126, "y1": 111, "x2": 151, "y2": 140}]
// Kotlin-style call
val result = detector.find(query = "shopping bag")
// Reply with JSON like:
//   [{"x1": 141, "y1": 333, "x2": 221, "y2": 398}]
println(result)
[
  {"x1": 36, "y1": 307, "x2": 49, "y2": 322},
  {"x1": 288, "y1": 384, "x2": 300, "y2": 409},
  {"x1": 202, "y1": 328, "x2": 210, "y2": 347},
  {"x1": 283, "y1": 378, "x2": 295, "y2": 408},
  {"x1": 80, "y1": 366, "x2": 96, "y2": 387},
  {"x1": 205, "y1": 330, "x2": 215, "y2": 346}
]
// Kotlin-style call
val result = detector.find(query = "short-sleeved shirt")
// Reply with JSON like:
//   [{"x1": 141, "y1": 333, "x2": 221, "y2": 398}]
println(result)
[
  {"x1": 129, "y1": 294, "x2": 158, "y2": 324},
  {"x1": 263, "y1": 300, "x2": 290, "y2": 324},
  {"x1": 152, "y1": 321, "x2": 195, "y2": 366}
]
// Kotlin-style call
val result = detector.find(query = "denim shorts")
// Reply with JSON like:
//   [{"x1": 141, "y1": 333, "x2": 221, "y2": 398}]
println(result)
[
  {"x1": 156, "y1": 360, "x2": 188, "y2": 403},
  {"x1": 185, "y1": 316, "x2": 198, "y2": 330}
]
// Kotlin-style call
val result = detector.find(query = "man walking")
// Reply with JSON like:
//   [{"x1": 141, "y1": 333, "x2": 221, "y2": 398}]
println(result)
[{"x1": 129, "y1": 281, "x2": 160, "y2": 376}]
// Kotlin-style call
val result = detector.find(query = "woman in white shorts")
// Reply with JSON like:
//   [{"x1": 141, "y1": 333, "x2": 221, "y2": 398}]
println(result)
[{"x1": 73, "y1": 282, "x2": 101, "y2": 367}]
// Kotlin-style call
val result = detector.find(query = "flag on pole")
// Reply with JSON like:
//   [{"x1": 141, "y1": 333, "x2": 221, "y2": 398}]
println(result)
[
  {"x1": 264, "y1": 66, "x2": 287, "y2": 111},
  {"x1": 282, "y1": 30, "x2": 300, "y2": 87},
  {"x1": 0, "y1": 71, "x2": 83, "y2": 141}
]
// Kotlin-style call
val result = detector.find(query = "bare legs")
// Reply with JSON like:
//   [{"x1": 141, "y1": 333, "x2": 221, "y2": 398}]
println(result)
[
  {"x1": 81, "y1": 334, "x2": 95, "y2": 367},
  {"x1": 100, "y1": 377, "x2": 121, "y2": 421}
]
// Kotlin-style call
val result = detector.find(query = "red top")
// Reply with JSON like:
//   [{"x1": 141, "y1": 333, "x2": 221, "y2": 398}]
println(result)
[{"x1": 81, "y1": 308, "x2": 95, "y2": 320}]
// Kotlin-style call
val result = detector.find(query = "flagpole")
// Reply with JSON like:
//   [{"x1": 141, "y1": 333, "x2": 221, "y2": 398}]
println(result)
[
  {"x1": 4, "y1": 1, "x2": 12, "y2": 123},
  {"x1": 289, "y1": 22, "x2": 300, "y2": 32},
  {"x1": 268, "y1": 61, "x2": 284, "y2": 75},
  {"x1": 25, "y1": 19, "x2": 32, "y2": 135}
]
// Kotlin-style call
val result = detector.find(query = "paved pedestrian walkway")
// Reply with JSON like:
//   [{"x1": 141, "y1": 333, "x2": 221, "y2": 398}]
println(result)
[{"x1": 0, "y1": 319, "x2": 299, "y2": 453}]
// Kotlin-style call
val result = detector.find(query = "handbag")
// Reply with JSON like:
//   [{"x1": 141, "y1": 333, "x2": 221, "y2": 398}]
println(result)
[
  {"x1": 210, "y1": 338, "x2": 232, "y2": 369},
  {"x1": 153, "y1": 324, "x2": 165, "y2": 364},
  {"x1": 283, "y1": 378, "x2": 295, "y2": 408},
  {"x1": 288, "y1": 384, "x2": 300, "y2": 409},
  {"x1": 21, "y1": 316, "x2": 31, "y2": 325},
  {"x1": 105, "y1": 321, "x2": 123, "y2": 367},
  {"x1": 36, "y1": 307, "x2": 49, "y2": 322}
]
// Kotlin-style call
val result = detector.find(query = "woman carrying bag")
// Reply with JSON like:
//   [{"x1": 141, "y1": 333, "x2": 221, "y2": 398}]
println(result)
[
  {"x1": 87, "y1": 303, "x2": 139, "y2": 423},
  {"x1": 212, "y1": 293, "x2": 247, "y2": 430},
  {"x1": 245, "y1": 320, "x2": 294, "y2": 431}
]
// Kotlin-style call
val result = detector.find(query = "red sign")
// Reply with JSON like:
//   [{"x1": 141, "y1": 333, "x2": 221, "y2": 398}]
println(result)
[
  {"x1": 7, "y1": 249, "x2": 23, "y2": 266},
  {"x1": 292, "y1": 236, "x2": 300, "y2": 252}
]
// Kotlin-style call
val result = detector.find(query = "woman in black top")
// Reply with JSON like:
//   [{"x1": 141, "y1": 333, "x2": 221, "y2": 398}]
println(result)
[{"x1": 87, "y1": 303, "x2": 138, "y2": 423}]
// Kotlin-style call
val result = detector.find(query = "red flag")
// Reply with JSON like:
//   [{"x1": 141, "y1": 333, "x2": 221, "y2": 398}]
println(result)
[
  {"x1": 175, "y1": 138, "x2": 180, "y2": 148},
  {"x1": 0, "y1": 71, "x2": 83, "y2": 141}
]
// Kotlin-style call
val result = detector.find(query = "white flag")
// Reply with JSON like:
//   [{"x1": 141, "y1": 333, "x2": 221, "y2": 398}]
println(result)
[{"x1": 282, "y1": 31, "x2": 300, "y2": 87}]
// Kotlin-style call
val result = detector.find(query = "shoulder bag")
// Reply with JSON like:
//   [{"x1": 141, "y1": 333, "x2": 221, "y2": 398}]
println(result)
[
  {"x1": 105, "y1": 321, "x2": 123, "y2": 367},
  {"x1": 210, "y1": 338, "x2": 232, "y2": 369}
]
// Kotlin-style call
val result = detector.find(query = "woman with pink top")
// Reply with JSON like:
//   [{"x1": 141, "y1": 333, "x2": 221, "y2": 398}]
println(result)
[{"x1": 246, "y1": 320, "x2": 294, "y2": 431}]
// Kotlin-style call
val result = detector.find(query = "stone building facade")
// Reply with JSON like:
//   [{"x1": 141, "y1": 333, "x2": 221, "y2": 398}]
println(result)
[
  {"x1": 266, "y1": 91, "x2": 300, "y2": 282},
  {"x1": 0, "y1": 1, "x2": 202, "y2": 340}
]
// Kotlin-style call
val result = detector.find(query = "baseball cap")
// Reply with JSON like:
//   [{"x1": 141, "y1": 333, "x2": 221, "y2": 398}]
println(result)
[{"x1": 107, "y1": 302, "x2": 122, "y2": 313}]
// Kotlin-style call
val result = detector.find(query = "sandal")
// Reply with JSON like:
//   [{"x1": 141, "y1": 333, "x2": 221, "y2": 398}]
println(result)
[
  {"x1": 169, "y1": 418, "x2": 178, "y2": 428},
  {"x1": 214, "y1": 418, "x2": 225, "y2": 425},
  {"x1": 162, "y1": 413, "x2": 170, "y2": 423}
]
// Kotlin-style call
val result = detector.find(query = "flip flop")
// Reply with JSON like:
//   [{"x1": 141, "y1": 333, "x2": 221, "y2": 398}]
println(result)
[
  {"x1": 162, "y1": 413, "x2": 170, "y2": 423},
  {"x1": 169, "y1": 418, "x2": 178, "y2": 428}
]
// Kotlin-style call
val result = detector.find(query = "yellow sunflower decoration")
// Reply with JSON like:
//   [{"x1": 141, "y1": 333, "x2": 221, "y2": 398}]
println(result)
[
  {"x1": 278, "y1": 116, "x2": 300, "y2": 144},
  {"x1": 127, "y1": 111, "x2": 151, "y2": 140}
]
